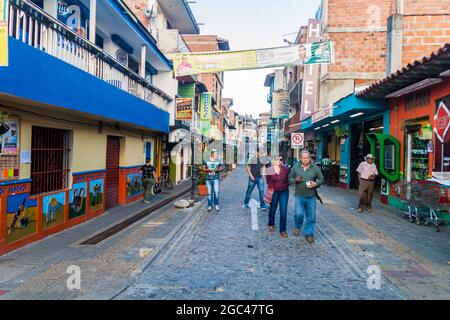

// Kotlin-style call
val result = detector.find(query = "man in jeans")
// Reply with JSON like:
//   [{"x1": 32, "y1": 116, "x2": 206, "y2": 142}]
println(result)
[
  {"x1": 201, "y1": 149, "x2": 223, "y2": 212},
  {"x1": 141, "y1": 159, "x2": 155, "y2": 204},
  {"x1": 289, "y1": 150, "x2": 324, "y2": 244},
  {"x1": 243, "y1": 151, "x2": 270, "y2": 210}
]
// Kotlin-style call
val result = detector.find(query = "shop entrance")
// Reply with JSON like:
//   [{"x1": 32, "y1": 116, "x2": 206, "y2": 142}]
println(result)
[
  {"x1": 349, "y1": 118, "x2": 384, "y2": 191},
  {"x1": 404, "y1": 118, "x2": 432, "y2": 183},
  {"x1": 105, "y1": 136, "x2": 120, "y2": 209}
]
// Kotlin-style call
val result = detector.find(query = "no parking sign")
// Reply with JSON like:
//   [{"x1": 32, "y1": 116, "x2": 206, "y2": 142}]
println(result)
[{"x1": 291, "y1": 133, "x2": 304, "y2": 149}]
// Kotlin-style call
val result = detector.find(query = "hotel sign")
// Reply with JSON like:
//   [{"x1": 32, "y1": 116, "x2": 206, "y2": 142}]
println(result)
[
  {"x1": 300, "y1": 19, "x2": 321, "y2": 121},
  {"x1": 0, "y1": 0, "x2": 8, "y2": 66}
]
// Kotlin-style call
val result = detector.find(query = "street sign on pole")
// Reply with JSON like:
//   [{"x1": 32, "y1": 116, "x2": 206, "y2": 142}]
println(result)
[{"x1": 291, "y1": 133, "x2": 304, "y2": 149}]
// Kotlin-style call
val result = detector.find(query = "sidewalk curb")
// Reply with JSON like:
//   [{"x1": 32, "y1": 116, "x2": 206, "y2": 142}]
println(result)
[{"x1": 110, "y1": 197, "x2": 208, "y2": 300}]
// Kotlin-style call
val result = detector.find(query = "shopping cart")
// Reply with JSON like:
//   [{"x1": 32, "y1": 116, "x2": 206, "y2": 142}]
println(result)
[{"x1": 398, "y1": 181, "x2": 450, "y2": 231}]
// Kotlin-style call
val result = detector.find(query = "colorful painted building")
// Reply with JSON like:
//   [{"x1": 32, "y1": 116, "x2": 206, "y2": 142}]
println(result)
[
  {"x1": 0, "y1": 0, "x2": 174, "y2": 255},
  {"x1": 358, "y1": 44, "x2": 450, "y2": 217}
]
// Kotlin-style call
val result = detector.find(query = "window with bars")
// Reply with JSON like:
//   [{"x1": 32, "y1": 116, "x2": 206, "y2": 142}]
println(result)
[{"x1": 30, "y1": 126, "x2": 72, "y2": 195}]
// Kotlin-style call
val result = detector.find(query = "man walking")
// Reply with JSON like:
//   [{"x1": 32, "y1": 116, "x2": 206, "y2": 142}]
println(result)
[
  {"x1": 243, "y1": 151, "x2": 270, "y2": 210},
  {"x1": 289, "y1": 150, "x2": 324, "y2": 244},
  {"x1": 356, "y1": 154, "x2": 378, "y2": 213},
  {"x1": 141, "y1": 159, "x2": 156, "y2": 204},
  {"x1": 202, "y1": 149, "x2": 223, "y2": 212}
]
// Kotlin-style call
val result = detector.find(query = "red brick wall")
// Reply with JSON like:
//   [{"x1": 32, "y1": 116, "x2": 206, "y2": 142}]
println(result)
[
  {"x1": 325, "y1": 0, "x2": 392, "y2": 77},
  {"x1": 327, "y1": 0, "x2": 392, "y2": 28},
  {"x1": 402, "y1": 14, "x2": 450, "y2": 65},
  {"x1": 328, "y1": 32, "x2": 387, "y2": 74},
  {"x1": 123, "y1": 0, "x2": 149, "y2": 29},
  {"x1": 402, "y1": 0, "x2": 450, "y2": 15}
]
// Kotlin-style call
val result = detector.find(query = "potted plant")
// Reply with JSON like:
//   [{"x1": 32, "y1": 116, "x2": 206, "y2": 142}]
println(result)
[
  {"x1": 0, "y1": 112, "x2": 10, "y2": 135},
  {"x1": 335, "y1": 126, "x2": 348, "y2": 144},
  {"x1": 197, "y1": 166, "x2": 208, "y2": 196}
]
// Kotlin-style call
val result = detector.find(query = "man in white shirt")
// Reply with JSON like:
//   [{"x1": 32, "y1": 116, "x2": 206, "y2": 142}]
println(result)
[{"x1": 356, "y1": 154, "x2": 379, "y2": 213}]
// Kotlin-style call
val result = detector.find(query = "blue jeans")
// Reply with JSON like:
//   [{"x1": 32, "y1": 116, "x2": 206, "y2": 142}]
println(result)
[
  {"x1": 206, "y1": 179, "x2": 220, "y2": 207},
  {"x1": 294, "y1": 196, "x2": 317, "y2": 236},
  {"x1": 244, "y1": 177, "x2": 267, "y2": 207},
  {"x1": 268, "y1": 189, "x2": 289, "y2": 232}
]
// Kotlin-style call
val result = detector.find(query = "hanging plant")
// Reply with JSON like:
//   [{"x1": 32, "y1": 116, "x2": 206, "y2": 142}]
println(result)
[
  {"x1": 335, "y1": 126, "x2": 348, "y2": 139},
  {"x1": 0, "y1": 112, "x2": 10, "y2": 135}
]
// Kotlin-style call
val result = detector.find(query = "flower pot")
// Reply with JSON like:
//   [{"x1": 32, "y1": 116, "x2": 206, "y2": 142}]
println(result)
[
  {"x1": 0, "y1": 123, "x2": 10, "y2": 135},
  {"x1": 197, "y1": 184, "x2": 208, "y2": 196}
]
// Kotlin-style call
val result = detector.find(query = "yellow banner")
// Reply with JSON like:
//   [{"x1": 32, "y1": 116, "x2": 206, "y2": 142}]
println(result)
[
  {"x1": 0, "y1": 0, "x2": 8, "y2": 67},
  {"x1": 174, "y1": 50, "x2": 258, "y2": 77},
  {"x1": 173, "y1": 41, "x2": 334, "y2": 77}
]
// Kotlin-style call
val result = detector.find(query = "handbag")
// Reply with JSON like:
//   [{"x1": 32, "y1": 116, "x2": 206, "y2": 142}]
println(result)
[{"x1": 263, "y1": 167, "x2": 282, "y2": 204}]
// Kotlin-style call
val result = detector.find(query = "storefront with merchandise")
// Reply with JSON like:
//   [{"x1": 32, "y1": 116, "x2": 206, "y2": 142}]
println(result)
[{"x1": 358, "y1": 43, "x2": 450, "y2": 212}]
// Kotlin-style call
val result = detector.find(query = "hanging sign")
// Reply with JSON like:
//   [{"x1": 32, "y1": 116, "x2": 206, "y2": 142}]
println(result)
[
  {"x1": 0, "y1": 0, "x2": 8, "y2": 67},
  {"x1": 176, "y1": 98, "x2": 193, "y2": 121},
  {"x1": 435, "y1": 101, "x2": 450, "y2": 144},
  {"x1": 173, "y1": 41, "x2": 334, "y2": 77},
  {"x1": 200, "y1": 93, "x2": 212, "y2": 121},
  {"x1": 271, "y1": 90, "x2": 290, "y2": 119},
  {"x1": 301, "y1": 19, "x2": 321, "y2": 121}
]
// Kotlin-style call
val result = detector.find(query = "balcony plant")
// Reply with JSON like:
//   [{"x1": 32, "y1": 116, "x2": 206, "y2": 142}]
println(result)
[{"x1": 0, "y1": 112, "x2": 10, "y2": 135}]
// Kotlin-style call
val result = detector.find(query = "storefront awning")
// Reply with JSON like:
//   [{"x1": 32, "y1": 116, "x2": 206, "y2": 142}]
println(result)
[{"x1": 301, "y1": 93, "x2": 388, "y2": 132}]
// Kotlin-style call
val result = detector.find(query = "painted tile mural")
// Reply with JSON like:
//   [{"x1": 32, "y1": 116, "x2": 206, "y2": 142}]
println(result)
[
  {"x1": 42, "y1": 192, "x2": 66, "y2": 229},
  {"x1": 69, "y1": 182, "x2": 87, "y2": 219},
  {"x1": 89, "y1": 179, "x2": 104, "y2": 212},
  {"x1": 6, "y1": 194, "x2": 38, "y2": 243},
  {"x1": 126, "y1": 173, "x2": 144, "y2": 198}
]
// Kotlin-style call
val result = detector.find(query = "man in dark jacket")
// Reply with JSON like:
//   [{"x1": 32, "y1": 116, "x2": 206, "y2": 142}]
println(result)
[{"x1": 243, "y1": 151, "x2": 270, "y2": 210}]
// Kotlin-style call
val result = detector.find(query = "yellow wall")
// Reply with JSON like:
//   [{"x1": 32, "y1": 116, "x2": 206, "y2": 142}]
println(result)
[
  {"x1": 119, "y1": 135, "x2": 146, "y2": 167},
  {"x1": 72, "y1": 127, "x2": 107, "y2": 173}
]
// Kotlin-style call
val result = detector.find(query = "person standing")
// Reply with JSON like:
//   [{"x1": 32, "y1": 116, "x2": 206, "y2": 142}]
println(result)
[
  {"x1": 289, "y1": 150, "x2": 324, "y2": 244},
  {"x1": 356, "y1": 154, "x2": 378, "y2": 213},
  {"x1": 202, "y1": 149, "x2": 223, "y2": 212},
  {"x1": 266, "y1": 157, "x2": 290, "y2": 238},
  {"x1": 243, "y1": 151, "x2": 270, "y2": 210},
  {"x1": 141, "y1": 159, "x2": 156, "y2": 204}
]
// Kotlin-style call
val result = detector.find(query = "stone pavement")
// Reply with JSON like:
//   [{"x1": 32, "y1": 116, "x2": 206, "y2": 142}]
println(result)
[
  {"x1": 0, "y1": 180, "x2": 194, "y2": 300},
  {"x1": 119, "y1": 167, "x2": 450, "y2": 300}
]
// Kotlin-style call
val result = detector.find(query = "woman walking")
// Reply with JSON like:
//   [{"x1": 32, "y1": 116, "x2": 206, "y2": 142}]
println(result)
[{"x1": 266, "y1": 157, "x2": 290, "y2": 238}]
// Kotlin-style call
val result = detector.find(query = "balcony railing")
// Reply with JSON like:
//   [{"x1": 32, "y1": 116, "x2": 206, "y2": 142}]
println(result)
[{"x1": 8, "y1": 0, "x2": 173, "y2": 108}]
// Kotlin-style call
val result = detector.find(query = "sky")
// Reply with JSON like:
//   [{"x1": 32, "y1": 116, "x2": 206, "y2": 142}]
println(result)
[{"x1": 189, "y1": 0, "x2": 321, "y2": 118}]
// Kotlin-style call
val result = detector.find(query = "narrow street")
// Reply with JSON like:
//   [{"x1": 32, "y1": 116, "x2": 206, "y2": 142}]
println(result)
[
  {"x1": 118, "y1": 167, "x2": 450, "y2": 300},
  {"x1": 0, "y1": 167, "x2": 449, "y2": 300}
]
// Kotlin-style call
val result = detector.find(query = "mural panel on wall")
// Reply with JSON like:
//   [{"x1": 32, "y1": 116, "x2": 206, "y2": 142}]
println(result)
[
  {"x1": 69, "y1": 182, "x2": 87, "y2": 219},
  {"x1": 42, "y1": 192, "x2": 66, "y2": 229},
  {"x1": 89, "y1": 179, "x2": 104, "y2": 212},
  {"x1": 6, "y1": 194, "x2": 38, "y2": 243},
  {"x1": 126, "y1": 173, "x2": 144, "y2": 198}
]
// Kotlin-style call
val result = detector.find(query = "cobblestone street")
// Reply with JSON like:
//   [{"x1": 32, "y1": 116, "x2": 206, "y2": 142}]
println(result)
[{"x1": 119, "y1": 167, "x2": 450, "y2": 300}]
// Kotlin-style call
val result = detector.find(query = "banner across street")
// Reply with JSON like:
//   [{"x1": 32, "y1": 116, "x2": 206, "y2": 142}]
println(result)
[{"x1": 173, "y1": 41, "x2": 334, "y2": 77}]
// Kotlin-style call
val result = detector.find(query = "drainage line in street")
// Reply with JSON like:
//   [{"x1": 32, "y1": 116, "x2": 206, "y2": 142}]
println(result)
[{"x1": 79, "y1": 188, "x2": 191, "y2": 245}]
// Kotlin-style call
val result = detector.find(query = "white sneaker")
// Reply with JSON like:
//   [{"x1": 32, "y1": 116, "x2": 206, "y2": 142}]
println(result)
[
  {"x1": 215, "y1": 205, "x2": 220, "y2": 212},
  {"x1": 207, "y1": 206, "x2": 213, "y2": 212}
]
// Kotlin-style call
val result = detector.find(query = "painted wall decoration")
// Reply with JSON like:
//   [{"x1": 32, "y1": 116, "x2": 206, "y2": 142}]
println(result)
[
  {"x1": 57, "y1": 0, "x2": 89, "y2": 37},
  {"x1": 6, "y1": 193, "x2": 37, "y2": 243},
  {"x1": 0, "y1": 118, "x2": 20, "y2": 181},
  {"x1": 126, "y1": 173, "x2": 144, "y2": 198},
  {"x1": 434, "y1": 95, "x2": 450, "y2": 179},
  {"x1": 69, "y1": 181, "x2": 87, "y2": 219},
  {"x1": 89, "y1": 178, "x2": 104, "y2": 212},
  {"x1": 42, "y1": 192, "x2": 66, "y2": 229}
]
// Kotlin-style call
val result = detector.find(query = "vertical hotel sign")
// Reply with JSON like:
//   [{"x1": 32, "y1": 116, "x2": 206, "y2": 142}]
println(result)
[
  {"x1": 300, "y1": 19, "x2": 321, "y2": 121},
  {"x1": 0, "y1": 0, "x2": 8, "y2": 66}
]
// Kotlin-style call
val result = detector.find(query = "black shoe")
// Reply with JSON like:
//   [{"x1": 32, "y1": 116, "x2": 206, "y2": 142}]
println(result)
[{"x1": 305, "y1": 235, "x2": 315, "y2": 244}]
